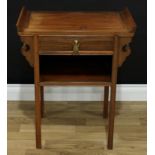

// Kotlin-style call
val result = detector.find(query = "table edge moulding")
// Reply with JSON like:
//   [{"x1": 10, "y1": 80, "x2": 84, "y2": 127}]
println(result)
[{"x1": 16, "y1": 6, "x2": 136, "y2": 150}]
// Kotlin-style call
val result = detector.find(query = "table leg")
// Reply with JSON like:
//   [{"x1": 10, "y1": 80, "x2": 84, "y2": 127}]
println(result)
[
  {"x1": 35, "y1": 84, "x2": 42, "y2": 148},
  {"x1": 103, "y1": 86, "x2": 109, "y2": 118},
  {"x1": 107, "y1": 35, "x2": 118, "y2": 149},
  {"x1": 107, "y1": 84, "x2": 116, "y2": 149},
  {"x1": 41, "y1": 86, "x2": 44, "y2": 118},
  {"x1": 34, "y1": 35, "x2": 41, "y2": 148}
]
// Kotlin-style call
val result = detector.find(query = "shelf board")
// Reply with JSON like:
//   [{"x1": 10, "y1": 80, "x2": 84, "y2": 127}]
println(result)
[{"x1": 40, "y1": 74, "x2": 111, "y2": 86}]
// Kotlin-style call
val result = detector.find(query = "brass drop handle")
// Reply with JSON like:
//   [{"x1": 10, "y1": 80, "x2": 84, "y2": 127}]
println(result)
[{"x1": 73, "y1": 40, "x2": 80, "y2": 55}]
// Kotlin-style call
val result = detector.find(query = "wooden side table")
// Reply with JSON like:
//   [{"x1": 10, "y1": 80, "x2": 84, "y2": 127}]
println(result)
[{"x1": 16, "y1": 7, "x2": 136, "y2": 149}]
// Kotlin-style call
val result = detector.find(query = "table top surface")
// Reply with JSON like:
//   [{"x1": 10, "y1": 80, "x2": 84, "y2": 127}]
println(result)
[
  {"x1": 26, "y1": 12, "x2": 126, "y2": 33},
  {"x1": 17, "y1": 7, "x2": 136, "y2": 36}
]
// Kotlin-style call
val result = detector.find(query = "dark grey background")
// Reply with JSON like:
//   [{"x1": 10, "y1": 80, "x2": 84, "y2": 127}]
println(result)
[{"x1": 7, "y1": 0, "x2": 147, "y2": 84}]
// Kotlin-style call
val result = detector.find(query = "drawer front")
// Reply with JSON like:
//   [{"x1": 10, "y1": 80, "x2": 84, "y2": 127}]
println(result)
[{"x1": 39, "y1": 36, "x2": 113, "y2": 55}]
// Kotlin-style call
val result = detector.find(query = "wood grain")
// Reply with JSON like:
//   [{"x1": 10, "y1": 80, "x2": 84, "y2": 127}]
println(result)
[
  {"x1": 16, "y1": 8, "x2": 135, "y2": 37},
  {"x1": 22, "y1": 11, "x2": 128, "y2": 35},
  {"x1": 39, "y1": 36, "x2": 113, "y2": 54},
  {"x1": 8, "y1": 101, "x2": 146, "y2": 155}
]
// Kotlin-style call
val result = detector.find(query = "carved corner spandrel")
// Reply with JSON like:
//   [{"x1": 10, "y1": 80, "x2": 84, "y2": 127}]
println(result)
[{"x1": 20, "y1": 36, "x2": 34, "y2": 67}]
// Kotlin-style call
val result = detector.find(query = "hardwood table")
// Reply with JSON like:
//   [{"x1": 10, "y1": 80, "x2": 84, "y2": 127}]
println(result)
[{"x1": 16, "y1": 7, "x2": 136, "y2": 149}]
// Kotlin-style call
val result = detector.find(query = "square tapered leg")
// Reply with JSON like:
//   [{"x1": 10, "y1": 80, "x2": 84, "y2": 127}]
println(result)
[
  {"x1": 34, "y1": 35, "x2": 42, "y2": 148},
  {"x1": 107, "y1": 84, "x2": 116, "y2": 149},
  {"x1": 41, "y1": 86, "x2": 44, "y2": 118},
  {"x1": 107, "y1": 36, "x2": 118, "y2": 149},
  {"x1": 103, "y1": 86, "x2": 109, "y2": 118},
  {"x1": 35, "y1": 84, "x2": 42, "y2": 148}
]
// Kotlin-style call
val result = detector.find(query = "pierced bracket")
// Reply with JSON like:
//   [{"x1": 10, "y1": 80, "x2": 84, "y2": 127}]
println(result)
[
  {"x1": 20, "y1": 36, "x2": 34, "y2": 67},
  {"x1": 21, "y1": 43, "x2": 30, "y2": 55},
  {"x1": 118, "y1": 38, "x2": 132, "y2": 67},
  {"x1": 122, "y1": 44, "x2": 131, "y2": 53}
]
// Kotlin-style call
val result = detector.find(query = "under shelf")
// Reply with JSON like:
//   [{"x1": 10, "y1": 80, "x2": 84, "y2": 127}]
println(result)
[
  {"x1": 40, "y1": 74, "x2": 111, "y2": 86},
  {"x1": 39, "y1": 55, "x2": 112, "y2": 86}
]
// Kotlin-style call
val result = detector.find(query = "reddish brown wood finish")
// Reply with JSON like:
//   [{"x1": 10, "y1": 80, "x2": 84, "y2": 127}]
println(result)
[
  {"x1": 16, "y1": 7, "x2": 136, "y2": 150},
  {"x1": 17, "y1": 7, "x2": 135, "y2": 36},
  {"x1": 40, "y1": 74, "x2": 111, "y2": 86},
  {"x1": 17, "y1": 7, "x2": 136, "y2": 67},
  {"x1": 33, "y1": 35, "x2": 41, "y2": 148},
  {"x1": 103, "y1": 86, "x2": 109, "y2": 118},
  {"x1": 40, "y1": 86, "x2": 44, "y2": 118},
  {"x1": 39, "y1": 36, "x2": 113, "y2": 53},
  {"x1": 108, "y1": 36, "x2": 119, "y2": 149}
]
